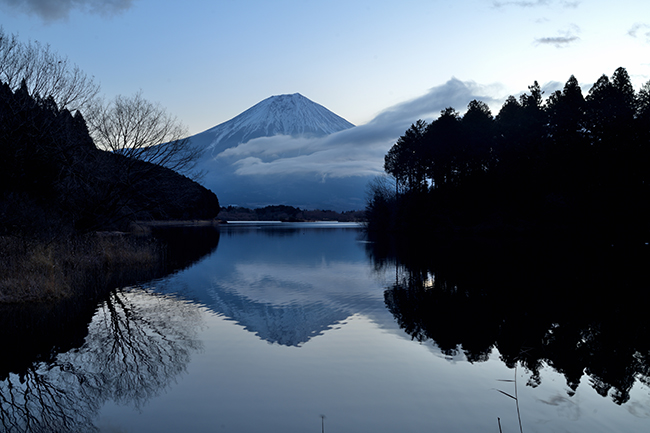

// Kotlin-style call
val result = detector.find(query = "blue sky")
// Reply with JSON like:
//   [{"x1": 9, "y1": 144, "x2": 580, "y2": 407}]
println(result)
[{"x1": 2, "y1": 0, "x2": 650, "y2": 136}]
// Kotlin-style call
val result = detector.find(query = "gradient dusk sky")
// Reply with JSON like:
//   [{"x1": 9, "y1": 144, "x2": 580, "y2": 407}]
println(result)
[{"x1": 2, "y1": 0, "x2": 649, "y2": 135}]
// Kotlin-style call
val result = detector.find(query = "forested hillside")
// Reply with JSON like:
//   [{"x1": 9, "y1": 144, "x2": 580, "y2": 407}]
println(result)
[
  {"x1": 367, "y1": 67, "x2": 649, "y2": 245},
  {"x1": 0, "y1": 80, "x2": 220, "y2": 236}
]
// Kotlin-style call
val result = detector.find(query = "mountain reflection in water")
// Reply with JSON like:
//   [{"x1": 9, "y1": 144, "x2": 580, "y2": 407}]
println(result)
[
  {"x1": 2, "y1": 224, "x2": 649, "y2": 432},
  {"x1": 163, "y1": 223, "x2": 388, "y2": 347}
]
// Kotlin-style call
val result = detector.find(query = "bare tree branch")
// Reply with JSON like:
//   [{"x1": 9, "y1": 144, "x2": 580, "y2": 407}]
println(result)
[
  {"x1": 0, "y1": 27, "x2": 100, "y2": 113},
  {"x1": 86, "y1": 91, "x2": 204, "y2": 179}
]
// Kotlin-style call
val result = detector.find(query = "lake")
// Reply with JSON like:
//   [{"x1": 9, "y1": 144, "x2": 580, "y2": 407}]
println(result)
[{"x1": 1, "y1": 222, "x2": 649, "y2": 432}]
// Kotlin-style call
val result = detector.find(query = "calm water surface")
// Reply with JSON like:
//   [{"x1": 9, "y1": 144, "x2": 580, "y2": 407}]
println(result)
[{"x1": 2, "y1": 223, "x2": 649, "y2": 432}]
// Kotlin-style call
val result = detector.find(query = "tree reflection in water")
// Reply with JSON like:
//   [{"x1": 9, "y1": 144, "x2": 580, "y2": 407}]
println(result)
[
  {"x1": 0, "y1": 287, "x2": 204, "y2": 432},
  {"x1": 367, "y1": 234, "x2": 650, "y2": 406}
]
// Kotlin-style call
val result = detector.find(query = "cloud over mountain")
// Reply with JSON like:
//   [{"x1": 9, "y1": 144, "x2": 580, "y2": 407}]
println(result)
[
  {"x1": 216, "y1": 78, "x2": 504, "y2": 180},
  {"x1": 194, "y1": 79, "x2": 507, "y2": 210}
]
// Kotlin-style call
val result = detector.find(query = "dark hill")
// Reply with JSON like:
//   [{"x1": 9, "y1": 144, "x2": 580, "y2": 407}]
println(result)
[{"x1": 0, "y1": 81, "x2": 219, "y2": 236}]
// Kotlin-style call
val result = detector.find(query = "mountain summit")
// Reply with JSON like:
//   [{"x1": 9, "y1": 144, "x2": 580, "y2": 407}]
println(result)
[
  {"x1": 191, "y1": 93, "x2": 371, "y2": 211},
  {"x1": 196, "y1": 93, "x2": 355, "y2": 155}
]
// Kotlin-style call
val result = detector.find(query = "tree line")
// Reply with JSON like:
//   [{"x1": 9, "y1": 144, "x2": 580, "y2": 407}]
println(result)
[
  {"x1": 217, "y1": 205, "x2": 365, "y2": 222},
  {"x1": 367, "y1": 67, "x2": 650, "y2": 243}
]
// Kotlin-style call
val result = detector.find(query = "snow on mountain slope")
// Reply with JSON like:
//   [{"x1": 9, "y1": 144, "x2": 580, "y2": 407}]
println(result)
[
  {"x1": 188, "y1": 92, "x2": 380, "y2": 210},
  {"x1": 194, "y1": 93, "x2": 355, "y2": 156}
]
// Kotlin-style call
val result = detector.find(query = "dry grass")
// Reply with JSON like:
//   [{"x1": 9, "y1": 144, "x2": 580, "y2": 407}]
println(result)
[{"x1": 0, "y1": 233, "x2": 162, "y2": 304}]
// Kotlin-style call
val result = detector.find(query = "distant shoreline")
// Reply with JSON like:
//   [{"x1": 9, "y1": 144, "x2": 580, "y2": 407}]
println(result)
[{"x1": 217, "y1": 205, "x2": 366, "y2": 223}]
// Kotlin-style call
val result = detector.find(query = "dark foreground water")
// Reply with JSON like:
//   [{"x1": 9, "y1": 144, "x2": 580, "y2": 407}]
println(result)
[{"x1": 1, "y1": 223, "x2": 649, "y2": 432}]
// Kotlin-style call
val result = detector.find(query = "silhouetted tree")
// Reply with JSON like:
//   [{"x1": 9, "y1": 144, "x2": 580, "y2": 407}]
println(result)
[
  {"x1": 86, "y1": 91, "x2": 203, "y2": 180},
  {"x1": 424, "y1": 107, "x2": 462, "y2": 188},
  {"x1": 546, "y1": 75, "x2": 586, "y2": 148},
  {"x1": 543, "y1": 75, "x2": 589, "y2": 193},
  {"x1": 585, "y1": 69, "x2": 635, "y2": 148},
  {"x1": 368, "y1": 66, "x2": 649, "y2": 243},
  {"x1": 384, "y1": 119, "x2": 429, "y2": 193},
  {"x1": 0, "y1": 79, "x2": 102, "y2": 234},
  {"x1": 460, "y1": 99, "x2": 495, "y2": 176},
  {"x1": 634, "y1": 80, "x2": 650, "y2": 186},
  {"x1": 365, "y1": 175, "x2": 397, "y2": 232},
  {"x1": 0, "y1": 28, "x2": 99, "y2": 113},
  {"x1": 493, "y1": 82, "x2": 547, "y2": 173},
  {"x1": 636, "y1": 80, "x2": 650, "y2": 121},
  {"x1": 494, "y1": 95, "x2": 524, "y2": 167}
]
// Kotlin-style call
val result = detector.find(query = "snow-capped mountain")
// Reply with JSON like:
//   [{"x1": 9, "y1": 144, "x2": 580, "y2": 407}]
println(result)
[
  {"x1": 189, "y1": 93, "x2": 382, "y2": 211},
  {"x1": 193, "y1": 93, "x2": 355, "y2": 156},
  {"x1": 207, "y1": 286, "x2": 352, "y2": 346}
]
